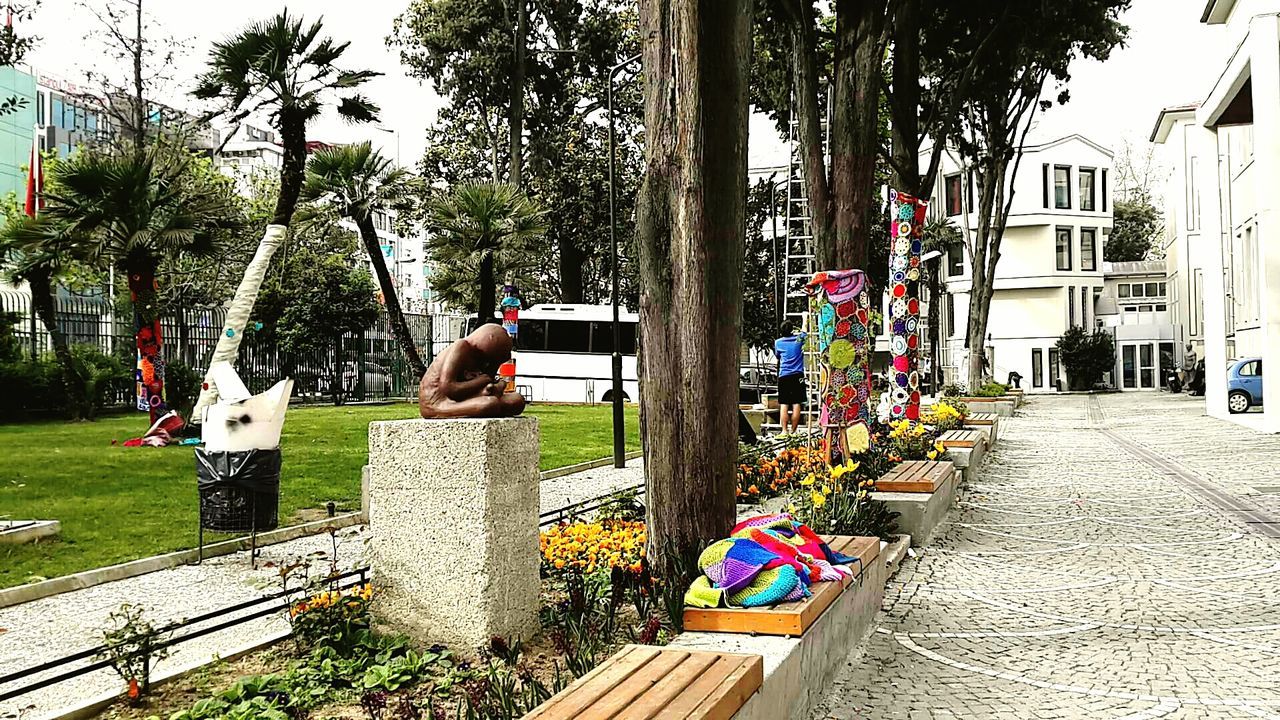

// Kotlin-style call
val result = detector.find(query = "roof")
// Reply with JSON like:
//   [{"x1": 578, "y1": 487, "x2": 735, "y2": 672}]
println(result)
[
  {"x1": 1149, "y1": 103, "x2": 1201, "y2": 143},
  {"x1": 1104, "y1": 260, "x2": 1168, "y2": 277},
  {"x1": 918, "y1": 133, "x2": 1112, "y2": 160}
]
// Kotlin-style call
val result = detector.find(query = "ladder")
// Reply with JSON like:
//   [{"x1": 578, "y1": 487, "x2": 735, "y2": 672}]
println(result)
[{"x1": 781, "y1": 99, "x2": 829, "y2": 425}]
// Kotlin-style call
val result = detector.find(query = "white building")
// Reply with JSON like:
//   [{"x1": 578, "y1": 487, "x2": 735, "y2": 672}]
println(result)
[
  {"x1": 923, "y1": 134, "x2": 1114, "y2": 392},
  {"x1": 1095, "y1": 261, "x2": 1180, "y2": 390},
  {"x1": 1154, "y1": 0, "x2": 1280, "y2": 431}
]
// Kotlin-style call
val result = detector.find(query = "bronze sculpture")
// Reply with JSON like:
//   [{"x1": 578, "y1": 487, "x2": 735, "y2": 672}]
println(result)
[{"x1": 419, "y1": 324, "x2": 527, "y2": 418}]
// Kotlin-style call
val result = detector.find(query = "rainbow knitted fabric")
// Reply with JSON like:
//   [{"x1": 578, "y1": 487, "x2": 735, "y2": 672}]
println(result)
[{"x1": 682, "y1": 514, "x2": 855, "y2": 609}]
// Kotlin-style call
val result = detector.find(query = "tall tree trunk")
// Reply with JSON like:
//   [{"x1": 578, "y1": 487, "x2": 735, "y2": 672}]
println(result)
[
  {"x1": 636, "y1": 0, "x2": 752, "y2": 585},
  {"x1": 356, "y1": 214, "x2": 427, "y2": 379},
  {"x1": 29, "y1": 273, "x2": 88, "y2": 420},
  {"x1": 783, "y1": 2, "x2": 834, "y2": 268},
  {"x1": 131, "y1": 0, "x2": 145, "y2": 161},
  {"x1": 830, "y1": 0, "x2": 885, "y2": 270},
  {"x1": 273, "y1": 111, "x2": 308, "y2": 226},
  {"x1": 477, "y1": 252, "x2": 497, "y2": 323},
  {"x1": 508, "y1": 0, "x2": 527, "y2": 186},
  {"x1": 889, "y1": 0, "x2": 920, "y2": 194},
  {"x1": 127, "y1": 259, "x2": 166, "y2": 424},
  {"x1": 966, "y1": 154, "x2": 1005, "y2": 390},
  {"x1": 558, "y1": 236, "x2": 586, "y2": 304}
]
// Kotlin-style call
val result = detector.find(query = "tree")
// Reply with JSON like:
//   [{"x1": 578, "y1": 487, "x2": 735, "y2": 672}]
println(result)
[
  {"x1": 11, "y1": 146, "x2": 242, "y2": 423},
  {"x1": 1055, "y1": 325, "x2": 1115, "y2": 390},
  {"x1": 0, "y1": 221, "x2": 90, "y2": 419},
  {"x1": 78, "y1": 0, "x2": 191, "y2": 159},
  {"x1": 255, "y1": 238, "x2": 379, "y2": 405},
  {"x1": 949, "y1": 0, "x2": 1129, "y2": 389},
  {"x1": 393, "y1": 0, "x2": 642, "y2": 304},
  {"x1": 301, "y1": 142, "x2": 426, "y2": 379},
  {"x1": 751, "y1": 0, "x2": 888, "y2": 270},
  {"x1": 0, "y1": 2, "x2": 38, "y2": 117},
  {"x1": 1106, "y1": 198, "x2": 1161, "y2": 262},
  {"x1": 636, "y1": 0, "x2": 751, "y2": 587},
  {"x1": 191, "y1": 11, "x2": 379, "y2": 417},
  {"x1": 426, "y1": 182, "x2": 547, "y2": 322}
]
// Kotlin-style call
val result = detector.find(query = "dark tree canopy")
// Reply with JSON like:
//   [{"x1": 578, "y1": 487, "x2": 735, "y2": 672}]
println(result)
[{"x1": 1105, "y1": 198, "x2": 1161, "y2": 262}]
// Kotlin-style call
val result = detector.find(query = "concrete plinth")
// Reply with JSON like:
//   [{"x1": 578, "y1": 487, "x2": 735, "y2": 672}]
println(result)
[
  {"x1": 871, "y1": 466, "x2": 959, "y2": 546},
  {"x1": 944, "y1": 440, "x2": 987, "y2": 482},
  {"x1": 367, "y1": 417, "x2": 540, "y2": 650},
  {"x1": 964, "y1": 420, "x2": 998, "y2": 446},
  {"x1": 958, "y1": 397, "x2": 1016, "y2": 417}
]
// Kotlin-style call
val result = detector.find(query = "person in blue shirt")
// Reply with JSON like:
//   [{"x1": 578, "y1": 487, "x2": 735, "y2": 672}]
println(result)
[{"x1": 774, "y1": 321, "x2": 808, "y2": 434}]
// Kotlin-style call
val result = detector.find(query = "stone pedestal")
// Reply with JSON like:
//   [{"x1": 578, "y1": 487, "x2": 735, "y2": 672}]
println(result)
[{"x1": 367, "y1": 417, "x2": 540, "y2": 649}]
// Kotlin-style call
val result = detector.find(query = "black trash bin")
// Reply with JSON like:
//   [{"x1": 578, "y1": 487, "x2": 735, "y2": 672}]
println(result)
[{"x1": 195, "y1": 447, "x2": 282, "y2": 544}]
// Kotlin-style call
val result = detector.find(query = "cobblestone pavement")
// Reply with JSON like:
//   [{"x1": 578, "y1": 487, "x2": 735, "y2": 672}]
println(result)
[
  {"x1": 0, "y1": 457, "x2": 643, "y2": 720},
  {"x1": 814, "y1": 393, "x2": 1280, "y2": 720}
]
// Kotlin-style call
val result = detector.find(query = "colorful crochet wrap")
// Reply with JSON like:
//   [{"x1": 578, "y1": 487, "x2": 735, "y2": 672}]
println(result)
[{"x1": 683, "y1": 514, "x2": 859, "y2": 609}]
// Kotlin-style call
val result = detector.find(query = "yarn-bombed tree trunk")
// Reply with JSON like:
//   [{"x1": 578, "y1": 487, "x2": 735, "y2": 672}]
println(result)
[
  {"x1": 635, "y1": 0, "x2": 752, "y2": 586},
  {"x1": 126, "y1": 261, "x2": 166, "y2": 424}
]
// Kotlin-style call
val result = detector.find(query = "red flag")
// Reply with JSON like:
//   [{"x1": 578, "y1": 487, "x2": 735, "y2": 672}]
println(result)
[{"x1": 23, "y1": 134, "x2": 41, "y2": 218}]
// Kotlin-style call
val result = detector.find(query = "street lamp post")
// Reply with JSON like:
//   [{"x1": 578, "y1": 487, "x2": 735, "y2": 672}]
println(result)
[{"x1": 607, "y1": 52, "x2": 641, "y2": 469}]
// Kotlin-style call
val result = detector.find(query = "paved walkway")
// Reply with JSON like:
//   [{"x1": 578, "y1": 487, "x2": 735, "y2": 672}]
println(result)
[
  {"x1": 814, "y1": 392, "x2": 1280, "y2": 720},
  {"x1": 0, "y1": 457, "x2": 643, "y2": 720}
]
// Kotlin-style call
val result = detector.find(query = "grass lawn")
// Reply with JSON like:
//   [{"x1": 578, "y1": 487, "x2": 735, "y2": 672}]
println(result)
[{"x1": 0, "y1": 402, "x2": 640, "y2": 589}]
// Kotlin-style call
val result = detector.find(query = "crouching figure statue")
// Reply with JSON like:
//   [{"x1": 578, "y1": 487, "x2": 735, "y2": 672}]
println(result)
[{"x1": 418, "y1": 324, "x2": 527, "y2": 419}]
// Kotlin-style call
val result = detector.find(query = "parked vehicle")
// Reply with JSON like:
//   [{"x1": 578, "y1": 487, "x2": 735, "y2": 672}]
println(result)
[
  {"x1": 739, "y1": 366, "x2": 778, "y2": 405},
  {"x1": 1227, "y1": 357, "x2": 1263, "y2": 413},
  {"x1": 342, "y1": 361, "x2": 393, "y2": 398},
  {"x1": 1164, "y1": 367, "x2": 1182, "y2": 393}
]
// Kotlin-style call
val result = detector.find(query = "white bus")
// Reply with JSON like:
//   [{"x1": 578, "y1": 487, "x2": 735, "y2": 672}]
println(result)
[{"x1": 509, "y1": 304, "x2": 640, "y2": 404}]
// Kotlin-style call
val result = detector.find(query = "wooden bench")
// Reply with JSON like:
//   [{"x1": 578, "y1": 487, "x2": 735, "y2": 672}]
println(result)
[
  {"x1": 937, "y1": 429, "x2": 985, "y2": 449},
  {"x1": 523, "y1": 644, "x2": 763, "y2": 720},
  {"x1": 875, "y1": 460, "x2": 955, "y2": 493},
  {"x1": 681, "y1": 535, "x2": 879, "y2": 637},
  {"x1": 963, "y1": 412, "x2": 998, "y2": 426}
]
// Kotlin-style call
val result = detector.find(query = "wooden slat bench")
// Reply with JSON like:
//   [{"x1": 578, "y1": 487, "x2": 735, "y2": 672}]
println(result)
[
  {"x1": 937, "y1": 429, "x2": 985, "y2": 449},
  {"x1": 681, "y1": 535, "x2": 879, "y2": 637},
  {"x1": 875, "y1": 460, "x2": 955, "y2": 493},
  {"x1": 523, "y1": 644, "x2": 763, "y2": 720},
  {"x1": 963, "y1": 412, "x2": 998, "y2": 426}
]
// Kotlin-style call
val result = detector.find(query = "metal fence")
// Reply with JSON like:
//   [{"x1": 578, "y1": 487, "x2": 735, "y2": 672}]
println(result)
[{"x1": 0, "y1": 290, "x2": 468, "y2": 410}]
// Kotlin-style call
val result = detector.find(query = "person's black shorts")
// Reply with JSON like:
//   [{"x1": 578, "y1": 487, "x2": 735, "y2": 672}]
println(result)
[{"x1": 778, "y1": 373, "x2": 806, "y2": 406}]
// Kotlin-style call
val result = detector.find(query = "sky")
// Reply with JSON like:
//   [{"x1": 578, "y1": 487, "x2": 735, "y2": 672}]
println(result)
[{"x1": 20, "y1": 0, "x2": 1236, "y2": 174}]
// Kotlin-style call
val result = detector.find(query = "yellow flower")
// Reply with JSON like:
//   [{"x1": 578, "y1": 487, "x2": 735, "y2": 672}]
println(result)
[
  {"x1": 810, "y1": 491, "x2": 826, "y2": 507},
  {"x1": 821, "y1": 484, "x2": 832, "y2": 496},
  {"x1": 927, "y1": 449, "x2": 938, "y2": 460},
  {"x1": 800, "y1": 473, "x2": 817, "y2": 487}
]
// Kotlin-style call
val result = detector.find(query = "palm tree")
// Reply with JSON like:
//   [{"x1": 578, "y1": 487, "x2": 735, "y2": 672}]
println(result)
[
  {"x1": 194, "y1": 11, "x2": 380, "y2": 226},
  {"x1": 0, "y1": 223, "x2": 88, "y2": 419},
  {"x1": 190, "y1": 11, "x2": 379, "y2": 417},
  {"x1": 426, "y1": 182, "x2": 547, "y2": 322},
  {"x1": 302, "y1": 141, "x2": 426, "y2": 379},
  {"x1": 13, "y1": 147, "x2": 242, "y2": 423}
]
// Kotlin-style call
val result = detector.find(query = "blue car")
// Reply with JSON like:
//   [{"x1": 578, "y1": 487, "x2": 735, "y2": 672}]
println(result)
[{"x1": 1227, "y1": 357, "x2": 1263, "y2": 413}]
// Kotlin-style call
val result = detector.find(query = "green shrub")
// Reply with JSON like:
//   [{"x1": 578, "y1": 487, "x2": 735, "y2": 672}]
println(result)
[
  {"x1": 164, "y1": 360, "x2": 201, "y2": 421},
  {"x1": 1055, "y1": 326, "x2": 1115, "y2": 391},
  {"x1": 972, "y1": 382, "x2": 1008, "y2": 398}
]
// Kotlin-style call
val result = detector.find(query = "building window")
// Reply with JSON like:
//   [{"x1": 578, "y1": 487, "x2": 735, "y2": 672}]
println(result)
[
  {"x1": 1068, "y1": 286, "x2": 1076, "y2": 327},
  {"x1": 944, "y1": 292, "x2": 954, "y2": 337},
  {"x1": 944, "y1": 173, "x2": 963, "y2": 216},
  {"x1": 1101, "y1": 169, "x2": 1108, "y2": 212},
  {"x1": 1144, "y1": 282, "x2": 1159, "y2": 297},
  {"x1": 967, "y1": 171, "x2": 976, "y2": 213},
  {"x1": 1032, "y1": 349, "x2": 1044, "y2": 388},
  {"x1": 1082, "y1": 286, "x2": 1090, "y2": 328},
  {"x1": 1042, "y1": 164, "x2": 1050, "y2": 209},
  {"x1": 1079, "y1": 168, "x2": 1096, "y2": 211},
  {"x1": 36, "y1": 90, "x2": 45, "y2": 125},
  {"x1": 1049, "y1": 348, "x2": 1060, "y2": 390},
  {"x1": 1054, "y1": 165, "x2": 1071, "y2": 209},
  {"x1": 947, "y1": 245, "x2": 964, "y2": 277},
  {"x1": 1118, "y1": 283, "x2": 1130, "y2": 298},
  {"x1": 1080, "y1": 228, "x2": 1097, "y2": 271},
  {"x1": 1056, "y1": 227, "x2": 1073, "y2": 271}
]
